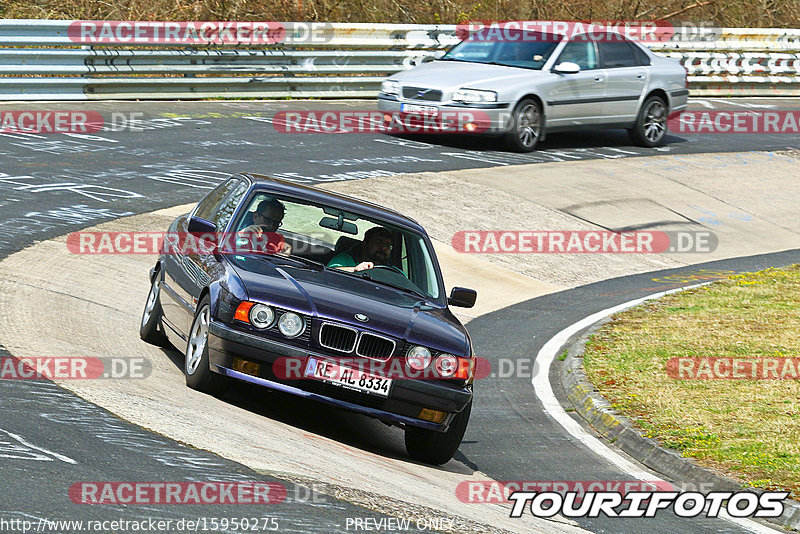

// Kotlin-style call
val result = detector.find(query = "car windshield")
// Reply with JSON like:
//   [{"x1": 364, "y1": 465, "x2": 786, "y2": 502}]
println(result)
[
  {"x1": 442, "y1": 31, "x2": 561, "y2": 69},
  {"x1": 230, "y1": 192, "x2": 443, "y2": 301}
]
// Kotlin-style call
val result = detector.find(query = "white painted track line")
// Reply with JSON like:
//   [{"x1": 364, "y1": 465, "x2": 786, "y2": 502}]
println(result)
[{"x1": 532, "y1": 283, "x2": 784, "y2": 534}]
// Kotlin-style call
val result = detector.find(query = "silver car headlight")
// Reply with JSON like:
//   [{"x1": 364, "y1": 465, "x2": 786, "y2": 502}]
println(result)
[
  {"x1": 249, "y1": 303, "x2": 275, "y2": 329},
  {"x1": 452, "y1": 88, "x2": 498, "y2": 103},
  {"x1": 434, "y1": 354, "x2": 459, "y2": 377},
  {"x1": 381, "y1": 80, "x2": 401, "y2": 96},
  {"x1": 406, "y1": 346, "x2": 432, "y2": 371},
  {"x1": 278, "y1": 312, "x2": 304, "y2": 338}
]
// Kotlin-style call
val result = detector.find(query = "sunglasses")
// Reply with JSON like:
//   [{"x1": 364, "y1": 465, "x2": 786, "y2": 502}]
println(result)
[{"x1": 255, "y1": 212, "x2": 283, "y2": 227}]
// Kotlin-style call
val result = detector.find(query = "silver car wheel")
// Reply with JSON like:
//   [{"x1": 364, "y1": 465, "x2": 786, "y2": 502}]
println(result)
[
  {"x1": 141, "y1": 278, "x2": 160, "y2": 328},
  {"x1": 186, "y1": 304, "x2": 209, "y2": 376},
  {"x1": 643, "y1": 100, "x2": 666, "y2": 143},
  {"x1": 516, "y1": 103, "x2": 541, "y2": 148}
]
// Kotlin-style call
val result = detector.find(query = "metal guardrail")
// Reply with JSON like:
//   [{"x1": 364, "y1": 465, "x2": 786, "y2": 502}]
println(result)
[{"x1": 1, "y1": 20, "x2": 799, "y2": 100}]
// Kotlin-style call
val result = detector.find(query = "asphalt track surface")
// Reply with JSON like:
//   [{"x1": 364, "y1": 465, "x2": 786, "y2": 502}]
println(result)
[
  {"x1": 465, "y1": 249, "x2": 800, "y2": 534},
  {"x1": 1, "y1": 97, "x2": 799, "y2": 533}
]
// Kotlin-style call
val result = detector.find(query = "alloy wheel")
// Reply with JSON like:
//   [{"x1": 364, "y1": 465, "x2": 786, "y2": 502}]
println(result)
[
  {"x1": 186, "y1": 305, "x2": 209, "y2": 375},
  {"x1": 516, "y1": 103, "x2": 541, "y2": 148},
  {"x1": 643, "y1": 100, "x2": 666, "y2": 143},
  {"x1": 142, "y1": 279, "x2": 160, "y2": 328}
]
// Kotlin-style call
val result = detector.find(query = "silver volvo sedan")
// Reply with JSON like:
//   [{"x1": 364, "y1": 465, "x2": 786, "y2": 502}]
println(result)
[{"x1": 377, "y1": 29, "x2": 689, "y2": 151}]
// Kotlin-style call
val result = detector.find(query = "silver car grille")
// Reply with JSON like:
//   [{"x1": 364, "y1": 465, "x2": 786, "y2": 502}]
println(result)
[{"x1": 402, "y1": 86, "x2": 443, "y2": 102}]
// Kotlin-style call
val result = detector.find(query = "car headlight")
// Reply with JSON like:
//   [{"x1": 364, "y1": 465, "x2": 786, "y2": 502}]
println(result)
[
  {"x1": 406, "y1": 346, "x2": 432, "y2": 371},
  {"x1": 278, "y1": 312, "x2": 304, "y2": 338},
  {"x1": 381, "y1": 80, "x2": 401, "y2": 96},
  {"x1": 434, "y1": 354, "x2": 459, "y2": 377},
  {"x1": 452, "y1": 88, "x2": 498, "y2": 103},
  {"x1": 249, "y1": 303, "x2": 274, "y2": 329}
]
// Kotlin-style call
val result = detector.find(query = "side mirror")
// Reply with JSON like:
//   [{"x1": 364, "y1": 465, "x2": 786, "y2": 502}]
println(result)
[
  {"x1": 188, "y1": 216, "x2": 216, "y2": 234},
  {"x1": 553, "y1": 61, "x2": 580, "y2": 74},
  {"x1": 187, "y1": 216, "x2": 219, "y2": 257},
  {"x1": 448, "y1": 287, "x2": 477, "y2": 308}
]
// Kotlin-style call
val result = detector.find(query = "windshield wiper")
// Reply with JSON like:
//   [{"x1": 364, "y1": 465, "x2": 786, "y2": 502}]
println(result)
[
  {"x1": 357, "y1": 272, "x2": 430, "y2": 301},
  {"x1": 257, "y1": 254, "x2": 325, "y2": 271},
  {"x1": 485, "y1": 61, "x2": 542, "y2": 70}
]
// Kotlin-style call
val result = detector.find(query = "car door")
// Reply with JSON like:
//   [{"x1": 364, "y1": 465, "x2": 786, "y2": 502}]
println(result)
[
  {"x1": 547, "y1": 39, "x2": 606, "y2": 126},
  {"x1": 183, "y1": 178, "x2": 249, "y2": 309},
  {"x1": 161, "y1": 177, "x2": 240, "y2": 338},
  {"x1": 598, "y1": 37, "x2": 650, "y2": 122}
]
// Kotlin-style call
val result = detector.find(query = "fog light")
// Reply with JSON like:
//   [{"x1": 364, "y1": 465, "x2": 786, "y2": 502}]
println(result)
[
  {"x1": 418, "y1": 408, "x2": 447, "y2": 423},
  {"x1": 233, "y1": 357, "x2": 260, "y2": 376}
]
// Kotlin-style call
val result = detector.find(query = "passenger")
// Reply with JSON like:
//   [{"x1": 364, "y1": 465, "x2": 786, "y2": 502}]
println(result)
[
  {"x1": 239, "y1": 198, "x2": 292, "y2": 255},
  {"x1": 328, "y1": 227, "x2": 392, "y2": 272}
]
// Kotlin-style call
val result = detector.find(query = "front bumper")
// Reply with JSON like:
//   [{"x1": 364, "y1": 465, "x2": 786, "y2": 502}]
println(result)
[
  {"x1": 378, "y1": 94, "x2": 511, "y2": 134},
  {"x1": 208, "y1": 320, "x2": 473, "y2": 431}
]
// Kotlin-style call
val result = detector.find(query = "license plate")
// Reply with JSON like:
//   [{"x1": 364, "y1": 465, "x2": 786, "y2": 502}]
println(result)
[
  {"x1": 401, "y1": 103, "x2": 438, "y2": 115},
  {"x1": 304, "y1": 357, "x2": 392, "y2": 397}
]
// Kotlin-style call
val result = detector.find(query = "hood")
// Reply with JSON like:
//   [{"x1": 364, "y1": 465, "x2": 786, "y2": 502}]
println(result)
[
  {"x1": 391, "y1": 60, "x2": 546, "y2": 91},
  {"x1": 228, "y1": 257, "x2": 468, "y2": 356}
]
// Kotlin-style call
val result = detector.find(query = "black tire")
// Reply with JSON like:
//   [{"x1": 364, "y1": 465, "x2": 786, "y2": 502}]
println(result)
[
  {"x1": 503, "y1": 98, "x2": 542, "y2": 152},
  {"x1": 140, "y1": 272, "x2": 169, "y2": 347},
  {"x1": 405, "y1": 400, "x2": 472, "y2": 465},
  {"x1": 184, "y1": 296, "x2": 229, "y2": 396},
  {"x1": 628, "y1": 95, "x2": 668, "y2": 147}
]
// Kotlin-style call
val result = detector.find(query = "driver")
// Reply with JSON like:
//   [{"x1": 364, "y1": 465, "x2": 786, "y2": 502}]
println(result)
[
  {"x1": 238, "y1": 198, "x2": 292, "y2": 255},
  {"x1": 328, "y1": 226, "x2": 392, "y2": 272}
]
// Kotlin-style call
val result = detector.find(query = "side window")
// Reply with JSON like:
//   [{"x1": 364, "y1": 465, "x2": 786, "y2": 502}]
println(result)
[
  {"x1": 213, "y1": 180, "x2": 248, "y2": 230},
  {"x1": 194, "y1": 178, "x2": 238, "y2": 221},
  {"x1": 632, "y1": 44, "x2": 651, "y2": 66},
  {"x1": 557, "y1": 41, "x2": 598, "y2": 70},
  {"x1": 402, "y1": 233, "x2": 439, "y2": 298},
  {"x1": 400, "y1": 237, "x2": 408, "y2": 274},
  {"x1": 598, "y1": 40, "x2": 639, "y2": 68}
]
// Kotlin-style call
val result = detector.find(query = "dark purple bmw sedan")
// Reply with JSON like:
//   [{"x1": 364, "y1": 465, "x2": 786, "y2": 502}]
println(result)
[{"x1": 140, "y1": 173, "x2": 477, "y2": 464}]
